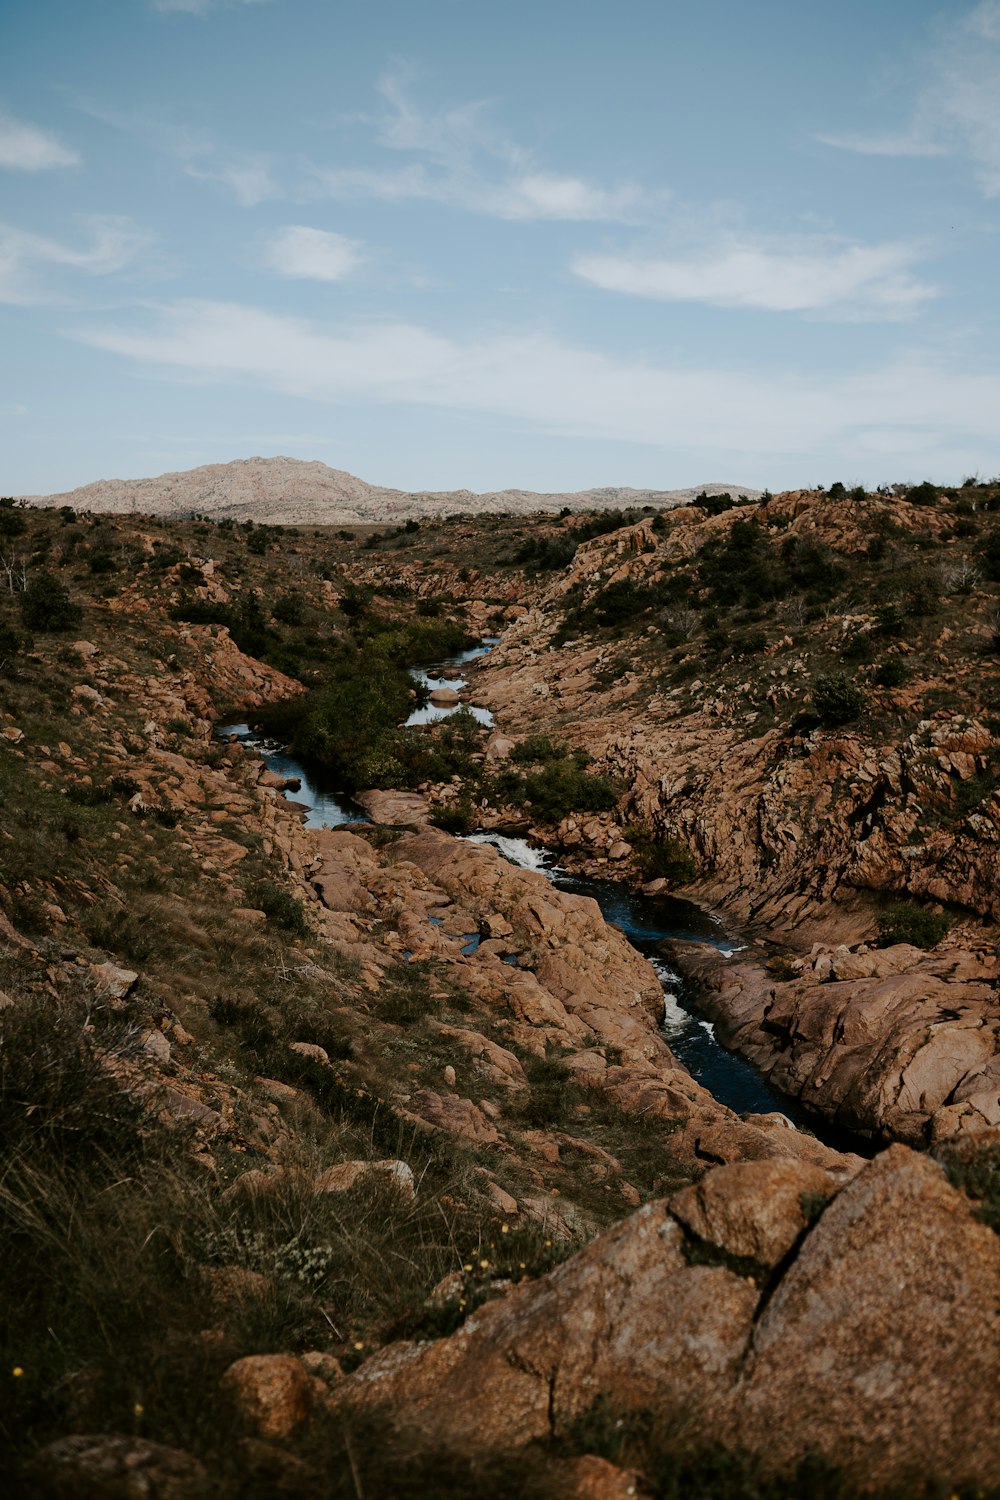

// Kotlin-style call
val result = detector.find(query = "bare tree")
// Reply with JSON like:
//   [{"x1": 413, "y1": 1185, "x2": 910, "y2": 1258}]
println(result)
[{"x1": 0, "y1": 548, "x2": 27, "y2": 594}]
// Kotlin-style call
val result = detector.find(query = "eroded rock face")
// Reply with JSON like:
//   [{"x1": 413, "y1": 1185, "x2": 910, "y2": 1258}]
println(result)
[
  {"x1": 669, "y1": 1156, "x2": 838, "y2": 1268},
  {"x1": 670, "y1": 940, "x2": 1000, "y2": 1143},
  {"x1": 332, "y1": 1144, "x2": 1000, "y2": 1492},
  {"x1": 300, "y1": 822, "x2": 855, "y2": 1177}
]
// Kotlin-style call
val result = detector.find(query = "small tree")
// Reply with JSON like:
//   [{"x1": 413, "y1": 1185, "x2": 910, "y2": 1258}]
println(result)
[{"x1": 18, "y1": 571, "x2": 82, "y2": 632}]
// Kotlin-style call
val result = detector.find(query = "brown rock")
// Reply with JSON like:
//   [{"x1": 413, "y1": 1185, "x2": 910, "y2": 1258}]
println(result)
[
  {"x1": 554, "y1": 1454, "x2": 646, "y2": 1499},
  {"x1": 400, "y1": 1090, "x2": 502, "y2": 1145},
  {"x1": 733, "y1": 1145, "x2": 1000, "y2": 1488},
  {"x1": 220, "y1": 1354, "x2": 313, "y2": 1437},
  {"x1": 669, "y1": 1157, "x2": 838, "y2": 1268},
  {"x1": 334, "y1": 1201, "x2": 757, "y2": 1450},
  {"x1": 354, "y1": 789, "x2": 431, "y2": 825},
  {"x1": 91, "y1": 960, "x2": 139, "y2": 1000},
  {"x1": 314, "y1": 1158, "x2": 416, "y2": 1199},
  {"x1": 29, "y1": 1435, "x2": 208, "y2": 1499}
]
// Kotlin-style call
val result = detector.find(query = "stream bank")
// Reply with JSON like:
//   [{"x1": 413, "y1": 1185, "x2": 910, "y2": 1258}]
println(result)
[{"x1": 219, "y1": 638, "x2": 867, "y2": 1150}]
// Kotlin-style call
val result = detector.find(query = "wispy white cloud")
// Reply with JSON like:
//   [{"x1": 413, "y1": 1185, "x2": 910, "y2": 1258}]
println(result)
[
  {"x1": 184, "y1": 152, "x2": 279, "y2": 205},
  {"x1": 151, "y1": 0, "x2": 269, "y2": 15},
  {"x1": 820, "y1": 1, "x2": 1000, "y2": 196},
  {"x1": 68, "y1": 297, "x2": 1000, "y2": 461},
  {"x1": 77, "y1": 99, "x2": 280, "y2": 204},
  {"x1": 572, "y1": 236, "x2": 937, "y2": 318},
  {"x1": 264, "y1": 226, "x2": 363, "y2": 281},
  {"x1": 309, "y1": 71, "x2": 657, "y2": 223},
  {"x1": 0, "y1": 217, "x2": 153, "y2": 306},
  {"x1": 0, "y1": 112, "x2": 79, "y2": 171}
]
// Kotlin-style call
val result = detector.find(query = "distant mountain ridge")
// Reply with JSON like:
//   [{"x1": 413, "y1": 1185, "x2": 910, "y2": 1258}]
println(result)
[{"x1": 22, "y1": 456, "x2": 762, "y2": 525}]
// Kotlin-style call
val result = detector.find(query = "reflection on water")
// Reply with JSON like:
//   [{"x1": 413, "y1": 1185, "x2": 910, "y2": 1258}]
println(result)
[
  {"x1": 404, "y1": 639, "x2": 497, "y2": 728},
  {"x1": 216, "y1": 723, "x2": 367, "y2": 830},
  {"x1": 405, "y1": 702, "x2": 495, "y2": 727}
]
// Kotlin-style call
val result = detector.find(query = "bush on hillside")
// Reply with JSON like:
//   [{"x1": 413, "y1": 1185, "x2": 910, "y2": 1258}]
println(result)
[
  {"x1": 18, "y1": 571, "x2": 82, "y2": 632},
  {"x1": 876, "y1": 900, "x2": 950, "y2": 950},
  {"x1": 874, "y1": 657, "x2": 908, "y2": 688},
  {"x1": 491, "y1": 760, "x2": 619, "y2": 824},
  {"x1": 812, "y1": 672, "x2": 866, "y2": 726}
]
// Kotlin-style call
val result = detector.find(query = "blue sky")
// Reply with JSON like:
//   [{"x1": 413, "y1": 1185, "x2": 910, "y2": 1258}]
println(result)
[{"x1": 2, "y1": 0, "x2": 999, "y2": 495}]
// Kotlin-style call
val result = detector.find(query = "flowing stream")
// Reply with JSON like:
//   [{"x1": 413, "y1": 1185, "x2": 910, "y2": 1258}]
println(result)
[{"x1": 219, "y1": 641, "x2": 859, "y2": 1145}]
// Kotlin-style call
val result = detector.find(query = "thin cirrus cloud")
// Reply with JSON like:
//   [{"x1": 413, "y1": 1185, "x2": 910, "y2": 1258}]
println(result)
[
  {"x1": 75, "y1": 99, "x2": 281, "y2": 205},
  {"x1": 0, "y1": 112, "x2": 80, "y2": 171},
  {"x1": 571, "y1": 238, "x2": 937, "y2": 318},
  {"x1": 264, "y1": 226, "x2": 363, "y2": 281},
  {"x1": 819, "y1": 1, "x2": 1000, "y2": 196},
  {"x1": 185, "y1": 153, "x2": 279, "y2": 206},
  {"x1": 151, "y1": 0, "x2": 270, "y2": 15},
  {"x1": 0, "y1": 216, "x2": 153, "y2": 306},
  {"x1": 309, "y1": 71, "x2": 655, "y2": 223},
  {"x1": 67, "y1": 297, "x2": 1000, "y2": 461}
]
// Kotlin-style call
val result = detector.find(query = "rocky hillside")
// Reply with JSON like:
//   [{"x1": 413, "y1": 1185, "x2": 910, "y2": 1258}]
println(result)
[
  {"x1": 21, "y1": 454, "x2": 760, "y2": 525},
  {"x1": 0, "y1": 491, "x2": 998, "y2": 1497}
]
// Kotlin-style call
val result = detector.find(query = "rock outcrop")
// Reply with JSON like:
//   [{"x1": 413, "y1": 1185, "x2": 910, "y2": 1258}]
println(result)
[
  {"x1": 670, "y1": 939, "x2": 1000, "y2": 1143},
  {"x1": 332, "y1": 1144, "x2": 1000, "y2": 1493}
]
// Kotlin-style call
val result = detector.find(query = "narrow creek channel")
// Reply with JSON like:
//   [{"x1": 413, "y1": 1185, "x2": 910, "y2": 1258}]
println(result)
[{"x1": 219, "y1": 640, "x2": 864, "y2": 1151}]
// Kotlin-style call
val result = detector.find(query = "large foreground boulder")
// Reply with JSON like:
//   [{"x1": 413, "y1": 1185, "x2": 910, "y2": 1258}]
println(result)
[{"x1": 334, "y1": 1144, "x2": 1000, "y2": 1492}]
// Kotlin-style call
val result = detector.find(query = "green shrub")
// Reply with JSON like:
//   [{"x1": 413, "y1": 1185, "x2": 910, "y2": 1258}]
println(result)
[
  {"x1": 0, "y1": 497, "x2": 27, "y2": 538},
  {"x1": 812, "y1": 673, "x2": 866, "y2": 726},
  {"x1": 511, "y1": 734, "x2": 567, "y2": 765},
  {"x1": 874, "y1": 602, "x2": 905, "y2": 637},
  {"x1": 624, "y1": 829, "x2": 696, "y2": 884},
  {"x1": 272, "y1": 592, "x2": 304, "y2": 625},
  {"x1": 431, "y1": 799, "x2": 476, "y2": 835},
  {"x1": 692, "y1": 491, "x2": 734, "y2": 515},
  {"x1": 491, "y1": 761, "x2": 619, "y2": 824},
  {"x1": 876, "y1": 900, "x2": 950, "y2": 949},
  {"x1": 0, "y1": 617, "x2": 26, "y2": 664},
  {"x1": 246, "y1": 879, "x2": 309, "y2": 936},
  {"x1": 18, "y1": 571, "x2": 82, "y2": 632}
]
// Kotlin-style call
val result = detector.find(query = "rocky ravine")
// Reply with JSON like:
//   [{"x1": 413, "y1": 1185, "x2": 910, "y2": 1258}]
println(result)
[
  {"x1": 464, "y1": 491, "x2": 1000, "y2": 1148},
  {"x1": 14, "y1": 620, "x2": 996, "y2": 1498},
  {"x1": 4, "y1": 496, "x2": 1000, "y2": 1495}
]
